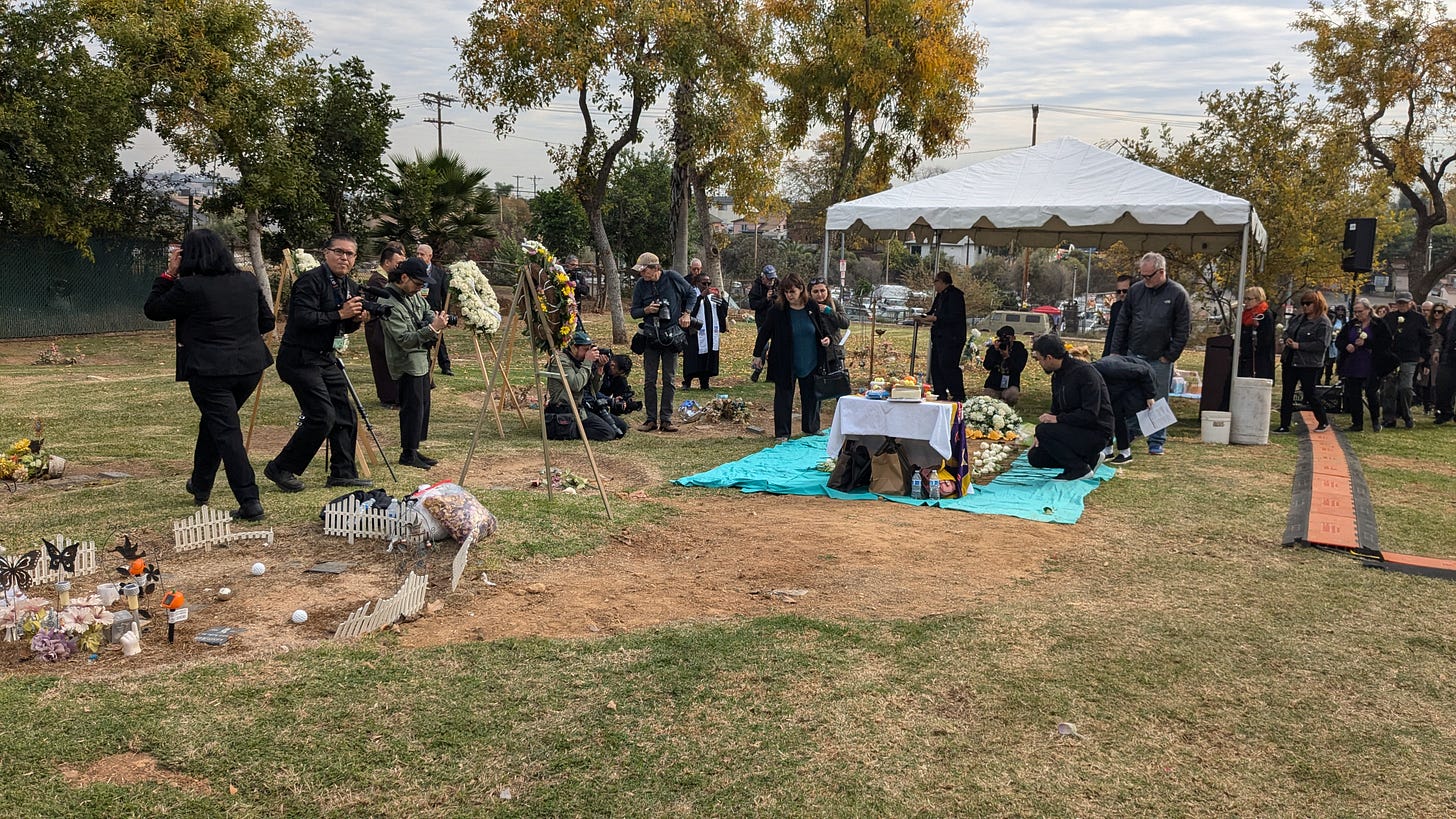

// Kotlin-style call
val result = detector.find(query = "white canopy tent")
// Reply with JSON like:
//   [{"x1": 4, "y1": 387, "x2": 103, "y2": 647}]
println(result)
[{"x1": 823, "y1": 136, "x2": 1268, "y2": 438}]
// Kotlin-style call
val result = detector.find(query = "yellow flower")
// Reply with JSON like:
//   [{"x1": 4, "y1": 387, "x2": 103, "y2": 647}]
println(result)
[
  {"x1": 988, "y1": 429, "x2": 1004, "y2": 441},
  {"x1": 968, "y1": 429, "x2": 984, "y2": 439}
]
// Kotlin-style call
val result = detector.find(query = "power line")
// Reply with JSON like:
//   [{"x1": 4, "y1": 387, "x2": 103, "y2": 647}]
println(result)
[{"x1": 420, "y1": 91, "x2": 458, "y2": 153}]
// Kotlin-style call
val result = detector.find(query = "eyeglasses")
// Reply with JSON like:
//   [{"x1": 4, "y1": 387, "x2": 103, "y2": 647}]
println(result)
[
  {"x1": 1140, "y1": 270, "x2": 1161, "y2": 279},
  {"x1": 809, "y1": 277, "x2": 827, "y2": 285},
  {"x1": 327, "y1": 248, "x2": 357, "y2": 258},
  {"x1": 1115, "y1": 289, "x2": 1130, "y2": 295}
]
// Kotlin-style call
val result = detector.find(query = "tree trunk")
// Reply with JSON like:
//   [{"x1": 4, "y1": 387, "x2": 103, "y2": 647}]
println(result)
[
  {"x1": 246, "y1": 208, "x2": 274, "y2": 312},
  {"x1": 587, "y1": 204, "x2": 627, "y2": 344},
  {"x1": 691, "y1": 168, "x2": 721, "y2": 289},
  {"x1": 668, "y1": 81, "x2": 693, "y2": 271}
]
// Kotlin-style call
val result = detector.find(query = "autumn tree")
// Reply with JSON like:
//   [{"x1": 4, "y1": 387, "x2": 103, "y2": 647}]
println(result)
[
  {"x1": 1119, "y1": 67, "x2": 1388, "y2": 323},
  {"x1": 84, "y1": 0, "x2": 315, "y2": 308},
  {"x1": 1296, "y1": 0, "x2": 1456, "y2": 301},
  {"x1": 766, "y1": 0, "x2": 985, "y2": 213}
]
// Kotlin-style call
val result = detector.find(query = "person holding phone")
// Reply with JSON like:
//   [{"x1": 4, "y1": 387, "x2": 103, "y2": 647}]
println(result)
[{"x1": 143, "y1": 229, "x2": 274, "y2": 520}]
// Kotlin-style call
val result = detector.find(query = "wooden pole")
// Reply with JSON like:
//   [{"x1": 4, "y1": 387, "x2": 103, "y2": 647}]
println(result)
[
  {"x1": 488, "y1": 337, "x2": 530, "y2": 428},
  {"x1": 458, "y1": 276, "x2": 525, "y2": 485},
  {"x1": 472, "y1": 333, "x2": 506, "y2": 438},
  {"x1": 245, "y1": 251, "x2": 293, "y2": 454}
]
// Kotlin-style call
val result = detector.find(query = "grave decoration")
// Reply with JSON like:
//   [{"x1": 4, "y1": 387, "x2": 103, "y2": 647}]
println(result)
[
  {"x1": 447, "y1": 259, "x2": 502, "y2": 336},
  {"x1": 321, "y1": 492, "x2": 429, "y2": 550},
  {"x1": 173, "y1": 506, "x2": 274, "y2": 553},
  {"x1": 961, "y1": 396, "x2": 1029, "y2": 481},
  {"x1": 520, "y1": 240, "x2": 576, "y2": 351},
  {"x1": 334, "y1": 571, "x2": 428, "y2": 639},
  {"x1": 0, "y1": 420, "x2": 66, "y2": 482}
]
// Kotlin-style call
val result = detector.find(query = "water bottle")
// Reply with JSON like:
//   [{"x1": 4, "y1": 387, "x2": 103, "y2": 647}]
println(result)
[
  {"x1": 928, "y1": 473, "x2": 940, "y2": 501},
  {"x1": 910, "y1": 468, "x2": 923, "y2": 500}
]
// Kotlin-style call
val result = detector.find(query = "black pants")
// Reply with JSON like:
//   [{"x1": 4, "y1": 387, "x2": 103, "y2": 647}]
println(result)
[
  {"x1": 1112, "y1": 413, "x2": 1134, "y2": 452},
  {"x1": 1028, "y1": 423, "x2": 1107, "y2": 476},
  {"x1": 274, "y1": 346, "x2": 358, "y2": 478},
  {"x1": 1279, "y1": 363, "x2": 1328, "y2": 429},
  {"x1": 436, "y1": 334, "x2": 451, "y2": 373},
  {"x1": 772, "y1": 372, "x2": 820, "y2": 438},
  {"x1": 1434, "y1": 362, "x2": 1456, "y2": 421},
  {"x1": 1343, "y1": 375, "x2": 1380, "y2": 429},
  {"x1": 187, "y1": 372, "x2": 263, "y2": 506},
  {"x1": 929, "y1": 337, "x2": 966, "y2": 401},
  {"x1": 397, "y1": 372, "x2": 432, "y2": 452}
]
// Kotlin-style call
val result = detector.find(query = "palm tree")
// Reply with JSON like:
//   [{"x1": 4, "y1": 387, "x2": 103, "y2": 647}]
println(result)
[{"x1": 371, "y1": 150, "x2": 498, "y2": 259}]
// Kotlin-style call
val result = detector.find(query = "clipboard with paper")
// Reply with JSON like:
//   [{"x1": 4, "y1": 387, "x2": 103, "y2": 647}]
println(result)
[{"x1": 1135, "y1": 398, "x2": 1178, "y2": 436}]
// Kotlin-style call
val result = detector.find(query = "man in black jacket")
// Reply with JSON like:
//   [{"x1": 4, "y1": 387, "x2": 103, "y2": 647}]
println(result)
[
  {"x1": 1092, "y1": 354, "x2": 1157, "y2": 465},
  {"x1": 1027, "y1": 334, "x2": 1114, "y2": 481},
  {"x1": 417, "y1": 244, "x2": 453, "y2": 375},
  {"x1": 1380, "y1": 292, "x2": 1430, "y2": 429},
  {"x1": 1109, "y1": 252, "x2": 1190, "y2": 455},
  {"x1": 747, "y1": 265, "x2": 778, "y2": 382},
  {"x1": 1433, "y1": 308, "x2": 1456, "y2": 425},
  {"x1": 981, "y1": 325, "x2": 1028, "y2": 405},
  {"x1": 1102, "y1": 275, "x2": 1132, "y2": 357},
  {"x1": 265, "y1": 234, "x2": 372, "y2": 492},
  {"x1": 918, "y1": 271, "x2": 967, "y2": 401}
]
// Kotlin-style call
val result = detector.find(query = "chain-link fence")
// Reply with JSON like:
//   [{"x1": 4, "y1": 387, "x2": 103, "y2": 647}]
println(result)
[{"x1": 0, "y1": 236, "x2": 170, "y2": 338}]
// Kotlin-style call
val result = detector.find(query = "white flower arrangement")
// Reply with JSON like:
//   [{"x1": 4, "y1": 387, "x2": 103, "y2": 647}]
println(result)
[
  {"x1": 970, "y1": 441, "x2": 1017, "y2": 477},
  {"x1": 448, "y1": 260, "x2": 502, "y2": 335},
  {"x1": 291, "y1": 248, "x2": 320, "y2": 273}
]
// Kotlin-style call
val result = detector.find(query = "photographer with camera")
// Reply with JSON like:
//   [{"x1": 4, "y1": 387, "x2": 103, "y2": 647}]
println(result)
[
  {"x1": 545, "y1": 331, "x2": 627, "y2": 441},
  {"x1": 629, "y1": 252, "x2": 696, "y2": 432},
  {"x1": 375, "y1": 258, "x2": 447, "y2": 469},
  {"x1": 600, "y1": 352, "x2": 643, "y2": 416},
  {"x1": 265, "y1": 234, "x2": 372, "y2": 493},
  {"x1": 982, "y1": 325, "x2": 1028, "y2": 406}
]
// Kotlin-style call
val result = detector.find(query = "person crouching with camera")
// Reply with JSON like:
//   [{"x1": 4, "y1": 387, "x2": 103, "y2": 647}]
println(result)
[
  {"x1": 546, "y1": 331, "x2": 628, "y2": 441},
  {"x1": 379, "y1": 258, "x2": 447, "y2": 469}
]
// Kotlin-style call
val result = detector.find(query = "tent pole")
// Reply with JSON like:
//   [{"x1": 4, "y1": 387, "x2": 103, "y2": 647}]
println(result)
[
  {"x1": 1229, "y1": 214, "x2": 1252, "y2": 437},
  {"x1": 822, "y1": 230, "x2": 831, "y2": 280}
]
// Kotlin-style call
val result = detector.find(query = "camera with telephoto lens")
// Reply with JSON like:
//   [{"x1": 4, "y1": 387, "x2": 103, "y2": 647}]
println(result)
[{"x1": 358, "y1": 284, "x2": 395, "y2": 318}]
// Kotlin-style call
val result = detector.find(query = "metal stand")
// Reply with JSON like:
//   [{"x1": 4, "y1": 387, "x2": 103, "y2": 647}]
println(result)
[{"x1": 333, "y1": 356, "x2": 397, "y2": 483}]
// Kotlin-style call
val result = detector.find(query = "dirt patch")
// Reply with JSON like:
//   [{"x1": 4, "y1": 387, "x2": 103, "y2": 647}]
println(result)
[{"x1": 60, "y1": 752, "x2": 214, "y2": 795}]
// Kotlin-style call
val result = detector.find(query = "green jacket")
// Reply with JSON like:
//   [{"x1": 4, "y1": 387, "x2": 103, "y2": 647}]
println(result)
[
  {"x1": 547, "y1": 349, "x2": 601, "y2": 407},
  {"x1": 379, "y1": 284, "x2": 437, "y2": 379}
]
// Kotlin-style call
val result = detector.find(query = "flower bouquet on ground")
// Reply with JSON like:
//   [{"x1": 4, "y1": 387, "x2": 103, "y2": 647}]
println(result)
[
  {"x1": 960, "y1": 396, "x2": 1027, "y2": 481},
  {"x1": 0, "y1": 436, "x2": 61, "y2": 483},
  {"x1": 447, "y1": 260, "x2": 502, "y2": 336},
  {"x1": 519, "y1": 240, "x2": 577, "y2": 351}
]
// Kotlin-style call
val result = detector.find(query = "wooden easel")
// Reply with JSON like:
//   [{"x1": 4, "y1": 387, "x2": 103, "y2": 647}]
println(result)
[
  {"x1": 244, "y1": 252, "x2": 293, "y2": 454},
  {"x1": 458, "y1": 265, "x2": 612, "y2": 520}
]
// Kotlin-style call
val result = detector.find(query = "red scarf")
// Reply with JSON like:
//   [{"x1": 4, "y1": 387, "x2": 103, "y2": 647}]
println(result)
[{"x1": 1242, "y1": 301, "x2": 1268, "y2": 327}]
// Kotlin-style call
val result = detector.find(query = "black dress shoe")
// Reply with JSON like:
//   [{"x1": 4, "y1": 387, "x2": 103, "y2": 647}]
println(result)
[
  {"x1": 325, "y1": 475, "x2": 373, "y2": 488},
  {"x1": 232, "y1": 504, "x2": 266, "y2": 522},
  {"x1": 399, "y1": 451, "x2": 433, "y2": 470},
  {"x1": 264, "y1": 461, "x2": 306, "y2": 493},
  {"x1": 1273, "y1": 426, "x2": 1291, "y2": 434},
  {"x1": 185, "y1": 479, "x2": 210, "y2": 506},
  {"x1": 417, "y1": 452, "x2": 439, "y2": 467},
  {"x1": 439, "y1": 369, "x2": 455, "y2": 376}
]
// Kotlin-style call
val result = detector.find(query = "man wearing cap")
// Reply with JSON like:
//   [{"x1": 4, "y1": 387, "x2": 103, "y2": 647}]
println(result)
[
  {"x1": 747, "y1": 265, "x2": 778, "y2": 381},
  {"x1": 1102, "y1": 275, "x2": 1133, "y2": 357},
  {"x1": 546, "y1": 330, "x2": 625, "y2": 441},
  {"x1": 1381, "y1": 292, "x2": 1430, "y2": 429},
  {"x1": 981, "y1": 325, "x2": 1028, "y2": 406},
  {"x1": 683, "y1": 265, "x2": 729, "y2": 390},
  {"x1": 629, "y1": 252, "x2": 696, "y2": 431},
  {"x1": 379, "y1": 257, "x2": 447, "y2": 469}
]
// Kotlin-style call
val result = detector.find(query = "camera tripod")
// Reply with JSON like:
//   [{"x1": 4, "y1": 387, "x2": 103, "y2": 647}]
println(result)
[{"x1": 328, "y1": 354, "x2": 397, "y2": 483}]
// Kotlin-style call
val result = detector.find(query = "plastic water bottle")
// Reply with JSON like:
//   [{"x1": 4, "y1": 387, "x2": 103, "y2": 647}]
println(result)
[
  {"x1": 928, "y1": 474, "x2": 940, "y2": 501},
  {"x1": 910, "y1": 468, "x2": 923, "y2": 500}
]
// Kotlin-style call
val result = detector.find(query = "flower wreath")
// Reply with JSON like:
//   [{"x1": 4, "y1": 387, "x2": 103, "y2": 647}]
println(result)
[
  {"x1": 446, "y1": 260, "x2": 501, "y2": 335},
  {"x1": 520, "y1": 240, "x2": 577, "y2": 350}
]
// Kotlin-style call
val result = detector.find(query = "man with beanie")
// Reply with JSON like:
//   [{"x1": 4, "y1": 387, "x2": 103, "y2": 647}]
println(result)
[{"x1": 379, "y1": 257, "x2": 446, "y2": 469}]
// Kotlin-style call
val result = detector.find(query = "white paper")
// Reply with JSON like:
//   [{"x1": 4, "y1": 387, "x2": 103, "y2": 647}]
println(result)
[{"x1": 1135, "y1": 398, "x2": 1178, "y2": 435}]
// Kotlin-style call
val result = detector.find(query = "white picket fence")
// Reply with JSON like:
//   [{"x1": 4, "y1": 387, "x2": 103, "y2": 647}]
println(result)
[
  {"x1": 173, "y1": 506, "x2": 273, "y2": 553},
  {"x1": 321, "y1": 497, "x2": 426, "y2": 550},
  {"x1": 333, "y1": 571, "x2": 428, "y2": 640},
  {"x1": 449, "y1": 536, "x2": 474, "y2": 593},
  {"x1": 31, "y1": 535, "x2": 101, "y2": 585}
]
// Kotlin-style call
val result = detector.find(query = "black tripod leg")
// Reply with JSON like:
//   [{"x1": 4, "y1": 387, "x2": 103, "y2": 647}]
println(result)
[{"x1": 334, "y1": 358, "x2": 397, "y2": 483}]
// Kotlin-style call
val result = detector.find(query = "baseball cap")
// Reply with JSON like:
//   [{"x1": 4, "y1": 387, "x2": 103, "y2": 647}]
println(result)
[
  {"x1": 397, "y1": 257, "x2": 430, "y2": 282},
  {"x1": 631, "y1": 252, "x2": 661, "y2": 271},
  {"x1": 997, "y1": 325, "x2": 1015, "y2": 338},
  {"x1": 1394, "y1": 291, "x2": 1414, "y2": 302},
  {"x1": 762, "y1": 264, "x2": 777, "y2": 278},
  {"x1": 570, "y1": 330, "x2": 592, "y2": 346}
]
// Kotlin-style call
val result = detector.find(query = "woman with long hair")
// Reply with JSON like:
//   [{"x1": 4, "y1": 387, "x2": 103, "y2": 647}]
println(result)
[
  {"x1": 752, "y1": 271, "x2": 833, "y2": 442},
  {"x1": 1337, "y1": 297, "x2": 1395, "y2": 432},
  {"x1": 143, "y1": 229, "x2": 275, "y2": 520},
  {"x1": 1238, "y1": 286, "x2": 1275, "y2": 380},
  {"x1": 1275, "y1": 289, "x2": 1333, "y2": 434}
]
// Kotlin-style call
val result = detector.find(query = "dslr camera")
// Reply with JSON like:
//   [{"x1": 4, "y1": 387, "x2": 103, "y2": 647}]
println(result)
[{"x1": 358, "y1": 284, "x2": 395, "y2": 318}]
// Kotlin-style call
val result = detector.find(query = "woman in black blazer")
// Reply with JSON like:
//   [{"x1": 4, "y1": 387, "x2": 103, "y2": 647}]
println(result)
[
  {"x1": 144, "y1": 229, "x2": 275, "y2": 520},
  {"x1": 752, "y1": 271, "x2": 833, "y2": 441}
]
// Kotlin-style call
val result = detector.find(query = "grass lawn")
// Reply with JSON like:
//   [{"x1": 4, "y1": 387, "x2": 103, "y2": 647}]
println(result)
[{"x1": 1, "y1": 315, "x2": 1454, "y2": 816}]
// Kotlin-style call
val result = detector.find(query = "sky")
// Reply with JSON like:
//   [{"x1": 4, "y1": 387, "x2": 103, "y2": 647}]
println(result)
[{"x1": 123, "y1": 0, "x2": 1318, "y2": 196}]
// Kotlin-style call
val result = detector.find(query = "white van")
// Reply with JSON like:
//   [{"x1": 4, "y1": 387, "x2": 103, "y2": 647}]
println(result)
[{"x1": 975, "y1": 310, "x2": 1054, "y2": 336}]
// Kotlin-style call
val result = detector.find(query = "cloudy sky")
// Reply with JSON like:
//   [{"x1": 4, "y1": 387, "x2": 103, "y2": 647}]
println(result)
[{"x1": 126, "y1": 0, "x2": 1317, "y2": 194}]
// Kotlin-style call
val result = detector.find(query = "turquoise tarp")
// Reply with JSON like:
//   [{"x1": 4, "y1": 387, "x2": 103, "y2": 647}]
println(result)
[{"x1": 675, "y1": 432, "x2": 1113, "y2": 524}]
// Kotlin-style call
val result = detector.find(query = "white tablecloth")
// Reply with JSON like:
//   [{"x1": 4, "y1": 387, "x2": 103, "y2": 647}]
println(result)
[{"x1": 826, "y1": 396, "x2": 957, "y2": 459}]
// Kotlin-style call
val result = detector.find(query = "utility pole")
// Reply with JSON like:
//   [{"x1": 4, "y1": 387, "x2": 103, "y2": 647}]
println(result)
[
  {"x1": 529, "y1": 176, "x2": 542, "y2": 198},
  {"x1": 512, "y1": 175, "x2": 523, "y2": 197},
  {"x1": 1031, "y1": 104, "x2": 1039, "y2": 147},
  {"x1": 420, "y1": 92, "x2": 457, "y2": 153}
]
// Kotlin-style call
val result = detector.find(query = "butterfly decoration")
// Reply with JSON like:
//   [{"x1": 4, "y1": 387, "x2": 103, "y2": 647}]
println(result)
[
  {"x1": 111, "y1": 535, "x2": 145, "y2": 562},
  {"x1": 138, "y1": 564, "x2": 161, "y2": 598},
  {"x1": 43, "y1": 538, "x2": 78, "y2": 575},
  {"x1": 0, "y1": 549, "x2": 40, "y2": 591}
]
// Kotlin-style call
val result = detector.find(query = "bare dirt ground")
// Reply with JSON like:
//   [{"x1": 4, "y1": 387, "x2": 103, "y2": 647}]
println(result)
[{"x1": 2, "y1": 485, "x2": 1076, "y2": 676}]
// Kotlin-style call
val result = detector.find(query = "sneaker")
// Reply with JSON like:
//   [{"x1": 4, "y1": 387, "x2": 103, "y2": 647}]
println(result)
[
  {"x1": 399, "y1": 451, "x2": 433, "y2": 470},
  {"x1": 1404, "y1": 419, "x2": 1415, "y2": 429},
  {"x1": 1435, "y1": 415, "x2": 1452, "y2": 426},
  {"x1": 1110, "y1": 452, "x2": 1134, "y2": 465},
  {"x1": 774, "y1": 436, "x2": 789, "y2": 444},
  {"x1": 232, "y1": 503, "x2": 266, "y2": 522},
  {"x1": 439, "y1": 369, "x2": 455, "y2": 376},
  {"x1": 1053, "y1": 466, "x2": 1095, "y2": 482},
  {"x1": 1346, "y1": 424, "x2": 1364, "y2": 432},
  {"x1": 185, "y1": 479, "x2": 210, "y2": 506},
  {"x1": 1315, "y1": 423, "x2": 1330, "y2": 432},
  {"x1": 264, "y1": 460, "x2": 305, "y2": 493},
  {"x1": 1273, "y1": 427, "x2": 1291, "y2": 434},
  {"x1": 1148, "y1": 443, "x2": 1165, "y2": 455},
  {"x1": 638, "y1": 420, "x2": 658, "y2": 432},
  {"x1": 325, "y1": 475, "x2": 373, "y2": 488},
  {"x1": 1100, "y1": 447, "x2": 1115, "y2": 461},
  {"x1": 1372, "y1": 421, "x2": 1382, "y2": 432},
  {"x1": 659, "y1": 421, "x2": 680, "y2": 432}
]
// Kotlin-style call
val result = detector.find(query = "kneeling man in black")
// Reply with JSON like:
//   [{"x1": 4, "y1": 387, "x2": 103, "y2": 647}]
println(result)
[{"x1": 1028, "y1": 334, "x2": 1114, "y2": 481}]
